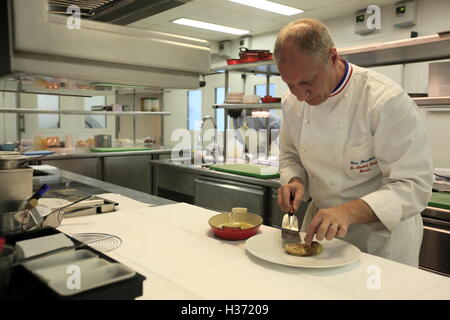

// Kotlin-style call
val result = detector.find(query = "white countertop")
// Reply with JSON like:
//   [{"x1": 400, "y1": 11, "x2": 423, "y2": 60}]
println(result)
[{"x1": 57, "y1": 194, "x2": 450, "y2": 300}]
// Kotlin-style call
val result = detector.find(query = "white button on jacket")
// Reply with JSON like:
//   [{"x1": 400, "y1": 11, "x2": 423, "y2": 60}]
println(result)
[{"x1": 279, "y1": 63, "x2": 433, "y2": 267}]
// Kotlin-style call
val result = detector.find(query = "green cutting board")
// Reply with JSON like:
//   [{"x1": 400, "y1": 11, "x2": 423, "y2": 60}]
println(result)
[
  {"x1": 90, "y1": 147, "x2": 152, "y2": 152},
  {"x1": 428, "y1": 192, "x2": 450, "y2": 210},
  {"x1": 209, "y1": 163, "x2": 280, "y2": 179}
]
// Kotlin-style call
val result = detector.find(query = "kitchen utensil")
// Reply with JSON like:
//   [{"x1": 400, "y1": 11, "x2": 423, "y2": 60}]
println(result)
[
  {"x1": 71, "y1": 233, "x2": 122, "y2": 252},
  {"x1": 94, "y1": 134, "x2": 112, "y2": 148},
  {"x1": 208, "y1": 207, "x2": 263, "y2": 240},
  {"x1": 0, "y1": 141, "x2": 18, "y2": 151},
  {"x1": 0, "y1": 153, "x2": 51, "y2": 170},
  {"x1": 18, "y1": 184, "x2": 52, "y2": 228},
  {"x1": 281, "y1": 211, "x2": 301, "y2": 247}
]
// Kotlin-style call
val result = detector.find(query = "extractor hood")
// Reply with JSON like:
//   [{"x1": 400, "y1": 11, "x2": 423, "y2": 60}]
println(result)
[
  {"x1": 0, "y1": 0, "x2": 210, "y2": 95},
  {"x1": 48, "y1": 0, "x2": 193, "y2": 25}
]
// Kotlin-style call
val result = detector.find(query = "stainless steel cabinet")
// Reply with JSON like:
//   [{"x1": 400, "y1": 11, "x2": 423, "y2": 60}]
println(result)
[
  {"x1": 194, "y1": 177, "x2": 266, "y2": 219},
  {"x1": 154, "y1": 165, "x2": 197, "y2": 203},
  {"x1": 103, "y1": 155, "x2": 152, "y2": 193},
  {"x1": 41, "y1": 158, "x2": 100, "y2": 179}
]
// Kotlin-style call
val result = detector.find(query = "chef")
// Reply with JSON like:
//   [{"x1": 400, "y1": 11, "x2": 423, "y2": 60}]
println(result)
[{"x1": 275, "y1": 18, "x2": 433, "y2": 267}]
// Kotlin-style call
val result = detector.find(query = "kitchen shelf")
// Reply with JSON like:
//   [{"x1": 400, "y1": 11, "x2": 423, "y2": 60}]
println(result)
[
  {"x1": 210, "y1": 60, "x2": 279, "y2": 76},
  {"x1": 0, "y1": 108, "x2": 170, "y2": 116},
  {"x1": 413, "y1": 96, "x2": 450, "y2": 106},
  {"x1": 210, "y1": 33, "x2": 450, "y2": 74},
  {"x1": 339, "y1": 33, "x2": 450, "y2": 68},
  {"x1": 212, "y1": 103, "x2": 281, "y2": 110}
]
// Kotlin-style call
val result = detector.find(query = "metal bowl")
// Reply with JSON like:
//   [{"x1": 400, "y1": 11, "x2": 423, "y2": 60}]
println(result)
[{"x1": 0, "y1": 154, "x2": 47, "y2": 170}]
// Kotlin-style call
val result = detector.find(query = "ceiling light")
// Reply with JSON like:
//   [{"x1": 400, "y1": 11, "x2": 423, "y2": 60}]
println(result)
[
  {"x1": 172, "y1": 18, "x2": 250, "y2": 35},
  {"x1": 228, "y1": 0, "x2": 303, "y2": 16}
]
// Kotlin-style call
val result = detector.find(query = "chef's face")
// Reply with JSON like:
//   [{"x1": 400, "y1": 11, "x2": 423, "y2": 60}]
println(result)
[{"x1": 278, "y1": 49, "x2": 337, "y2": 106}]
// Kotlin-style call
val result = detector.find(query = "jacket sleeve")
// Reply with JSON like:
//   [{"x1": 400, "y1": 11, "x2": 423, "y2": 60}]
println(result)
[
  {"x1": 279, "y1": 100, "x2": 310, "y2": 201},
  {"x1": 360, "y1": 92, "x2": 433, "y2": 232}
]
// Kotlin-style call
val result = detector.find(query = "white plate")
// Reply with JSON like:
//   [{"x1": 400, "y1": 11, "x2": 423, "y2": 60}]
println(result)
[{"x1": 245, "y1": 231, "x2": 361, "y2": 268}]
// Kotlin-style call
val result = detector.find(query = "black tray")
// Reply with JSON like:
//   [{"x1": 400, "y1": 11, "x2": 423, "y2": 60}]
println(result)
[{"x1": 2, "y1": 228, "x2": 146, "y2": 300}]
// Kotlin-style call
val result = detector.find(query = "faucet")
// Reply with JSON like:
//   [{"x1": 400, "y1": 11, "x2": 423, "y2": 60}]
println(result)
[{"x1": 201, "y1": 116, "x2": 217, "y2": 163}]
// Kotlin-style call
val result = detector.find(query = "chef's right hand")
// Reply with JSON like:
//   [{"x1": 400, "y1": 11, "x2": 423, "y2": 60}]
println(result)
[{"x1": 277, "y1": 177, "x2": 305, "y2": 213}]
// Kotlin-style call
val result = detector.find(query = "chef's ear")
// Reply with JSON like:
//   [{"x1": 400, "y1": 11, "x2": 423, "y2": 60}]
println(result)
[{"x1": 329, "y1": 48, "x2": 339, "y2": 65}]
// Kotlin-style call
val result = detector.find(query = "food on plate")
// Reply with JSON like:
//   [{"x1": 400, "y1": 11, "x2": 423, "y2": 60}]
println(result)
[{"x1": 284, "y1": 241, "x2": 323, "y2": 257}]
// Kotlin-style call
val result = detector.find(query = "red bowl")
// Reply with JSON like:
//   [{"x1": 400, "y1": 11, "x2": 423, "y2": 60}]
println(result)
[{"x1": 208, "y1": 211, "x2": 263, "y2": 240}]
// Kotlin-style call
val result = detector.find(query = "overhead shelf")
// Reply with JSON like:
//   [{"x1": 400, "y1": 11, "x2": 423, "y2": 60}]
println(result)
[
  {"x1": 412, "y1": 96, "x2": 450, "y2": 106},
  {"x1": 339, "y1": 33, "x2": 450, "y2": 67},
  {"x1": 210, "y1": 33, "x2": 450, "y2": 74},
  {"x1": 210, "y1": 60, "x2": 280, "y2": 76},
  {"x1": 0, "y1": 108, "x2": 170, "y2": 116}
]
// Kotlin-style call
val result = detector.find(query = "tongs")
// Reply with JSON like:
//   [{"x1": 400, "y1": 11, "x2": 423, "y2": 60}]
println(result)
[{"x1": 281, "y1": 203, "x2": 301, "y2": 247}]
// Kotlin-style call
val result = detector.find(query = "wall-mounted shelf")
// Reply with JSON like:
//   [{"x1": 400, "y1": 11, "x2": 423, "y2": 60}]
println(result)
[
  {"x1": 0, "y1": 108, "x2": 170, "y2": 116},
  {"x1": 339, "y1": 33, "x2": 450, "y2": 68},
  {"x1": 210, "y1": 33, "x2": 450, "y2": 74},
  {"x1": 212, "y1": 103, "x2": 281, "y2": 110},
  {"x1": 413, "y1": 96, "x2": 450, "y2": 106},
  {"x1": 210, "y1": 60, "x2": 279, "y2": 76}
]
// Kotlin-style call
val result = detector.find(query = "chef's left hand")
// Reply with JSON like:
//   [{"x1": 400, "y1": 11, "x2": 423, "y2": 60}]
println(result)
[
  {"x1": 303, "y1": 199, "x2": 378, "y2": 246},
  {"x1": 303, "y1": 206, "x2": 350, "y2": 247}
]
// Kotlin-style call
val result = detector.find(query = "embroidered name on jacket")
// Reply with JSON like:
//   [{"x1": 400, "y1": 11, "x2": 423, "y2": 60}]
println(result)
[{"x1": 350, "y1": 157, "x2": 378, "y2": 173}]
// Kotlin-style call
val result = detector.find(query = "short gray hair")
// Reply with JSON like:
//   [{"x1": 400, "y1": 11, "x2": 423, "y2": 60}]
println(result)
[{"x1": 274, "y1": 18, "x2": 334, "y2": 64}]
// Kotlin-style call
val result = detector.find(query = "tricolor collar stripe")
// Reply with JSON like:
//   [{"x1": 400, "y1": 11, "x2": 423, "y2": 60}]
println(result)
[{"x1": 329, "y1": 61, "x2": 352, "y2": 97}]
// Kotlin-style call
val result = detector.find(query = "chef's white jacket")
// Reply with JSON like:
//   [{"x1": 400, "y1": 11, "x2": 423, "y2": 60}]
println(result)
[{"x1": 279, "y1": 63, "x2": 433, "y2": 267}]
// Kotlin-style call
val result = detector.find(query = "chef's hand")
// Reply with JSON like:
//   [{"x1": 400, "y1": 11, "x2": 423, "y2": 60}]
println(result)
[
  {"x1": 277, "y1": 177, "x2": 305, "y2": 213},
  {"x1": 303, "y1": 199, "x2": 379, "y2": 246}
]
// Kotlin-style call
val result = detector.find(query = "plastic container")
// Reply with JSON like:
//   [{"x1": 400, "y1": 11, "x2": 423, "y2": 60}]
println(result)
[{"x1": 0, "y1": 168, "x2": 33, "y2": 201}]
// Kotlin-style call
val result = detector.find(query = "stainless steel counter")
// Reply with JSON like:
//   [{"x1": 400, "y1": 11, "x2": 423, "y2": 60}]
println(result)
[
  {"x1": 40, "y1": 148, "x2": 174, "y2": 160},
  {"x1": 32, "y1": 165, "x2": 175, "y2": 206},
  {"x1": 150, "y1": 160, "x2": 281, "y2": 189}
]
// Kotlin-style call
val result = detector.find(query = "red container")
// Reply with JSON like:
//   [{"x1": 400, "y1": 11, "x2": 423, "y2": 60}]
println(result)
[
  {"x1": 208, "y1": 211, "x2": 263, "y2": 240},
  {"x1": 261, "y1": 95, "x2": 282, "y2": 103},
  {"x1": 226, "y1": 59, "x2": 241, "y2": 65}
]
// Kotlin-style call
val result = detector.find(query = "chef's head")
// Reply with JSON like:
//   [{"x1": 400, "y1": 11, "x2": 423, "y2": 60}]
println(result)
[{"x1": 274, "y1": 18, "x2": 341, "y2": 106}]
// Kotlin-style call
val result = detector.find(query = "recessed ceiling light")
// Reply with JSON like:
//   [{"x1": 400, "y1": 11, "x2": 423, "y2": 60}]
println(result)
[
  {"x1": 228, "y1": 0, "x2": 304, "y2": 16},
  {"x1": 172, "y1": 18, "x2": 250, "y2": 35}
]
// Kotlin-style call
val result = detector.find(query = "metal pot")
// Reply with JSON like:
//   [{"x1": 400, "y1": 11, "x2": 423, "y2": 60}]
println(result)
[
  {"x1": 208, "y1": 208, "x2": 263, "y2": 240},
  {"x1": 94, "y1": 135, "x2": 112, "y2": 148},
  {"x1": 0, "y1": 154, "x2": 47, "y2": 170}
]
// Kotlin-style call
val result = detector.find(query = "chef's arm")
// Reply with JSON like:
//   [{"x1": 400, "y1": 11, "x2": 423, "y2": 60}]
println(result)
[{"x1": 360, "y1": 93, "x2": 433, "y2": 232}]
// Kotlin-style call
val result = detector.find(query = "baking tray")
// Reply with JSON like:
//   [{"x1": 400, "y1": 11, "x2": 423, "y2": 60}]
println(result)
[{"x1": 3, "y1": 228, "x2": 145, "y2": 300}]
